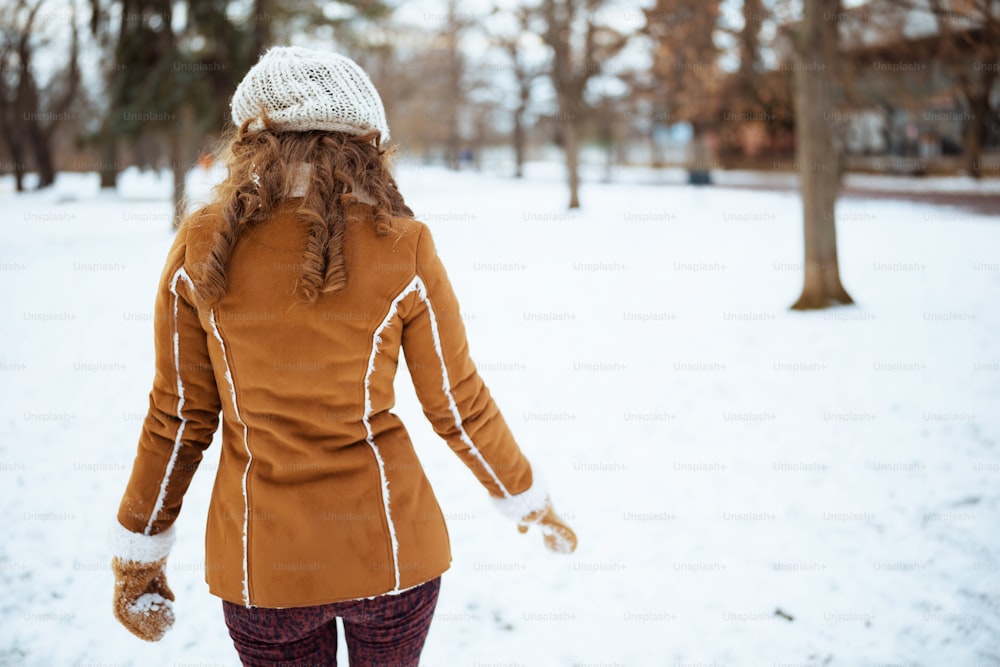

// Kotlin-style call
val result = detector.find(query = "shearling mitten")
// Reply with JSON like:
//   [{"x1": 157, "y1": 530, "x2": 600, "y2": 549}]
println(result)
[
  {"x1": 517, "y1": 498, "x2": 578, "y2": 554},
  {"x1": 109, "y1": 523, "x2": 177, "y2": 642}
]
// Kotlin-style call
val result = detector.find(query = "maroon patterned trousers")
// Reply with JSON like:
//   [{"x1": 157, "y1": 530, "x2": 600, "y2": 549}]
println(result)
[{"x1": 222, "y1": 577, "x2": 442, "y2": 667}]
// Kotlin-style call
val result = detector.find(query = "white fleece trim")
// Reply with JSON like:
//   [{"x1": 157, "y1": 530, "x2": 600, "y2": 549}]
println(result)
[
  {"x1": 363, "y1": 277, "x2": 420, "y2": 592},
  {"x1": 362, "y1": 579, "x2": 426, "y2": 600},
  {"x1": 110, "y1": 521, "x2": 176, "y2": 563},
  {"x1": 287, "y1": 162, "x2": 374, "y2": 203},
  {"x1": 413, "y1": 278, "x2": 511, "y2": 498},
  {"x1": 288, "y1": 162, "x2": 310, "y2": 198},
  {"x1": 208, "y1": 308, "x2": 253, "y2": 607},
  {"x1": 144, "y1": 267, "x2": 193, "y2": 536},
  {"x1": 490, "y1": 469, "x2": 549, "y2": 521}
]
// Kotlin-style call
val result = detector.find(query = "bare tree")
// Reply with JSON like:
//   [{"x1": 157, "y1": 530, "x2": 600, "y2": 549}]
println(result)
[
  {"x1": 0, "y1": 0, "x2": 81, "y2": 190},
  {"x1": 715, "y1": 2, "x2": 803, "y2": 167},
  {"x1": 644, "y1": 1, "x2": 723, "y2": 182},
  {"x1": 109, "y1": 0, "x2": 261, "y2": 224},
  {"x1": 592, "y1": 94, "x2": 626, "y2": 182},
  {"x1": 86, "y1": 0, "x2": 122, "y2": 188},
  {"x1": 791, "y1": 0, "x2": 853, "y2": 310},
  {"x1": 258, "y1": 0, "x2": 397, "y2": 52},
  {"x1": 538, "y1": 0, "x2": 628, "y2": 208},
  {"x1": 251, "y1": 0, "x2": 269, "y2": 57},
  {"x1": 0, "y1": 2, "x2": 39, "y2": 192},
  {"x1": 30, "y1": 3, "x2": 80, "y2": 188},
  {"x1": 351, "y1": 31, "x2": 430, "y2": 154},
  {"x1": 490, "y1": 7, "x2": 544, "y2": 178},
  {"x1": 350, "y1": 2, "x2": 477, "y2": 168},
  {"x1": 441, "y1": 0, "x2": 476, "y2": 170}
]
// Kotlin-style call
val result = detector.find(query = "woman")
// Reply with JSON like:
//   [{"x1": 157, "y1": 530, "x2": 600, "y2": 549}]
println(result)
[{"x1": 109, "y1": 46, "x2": 577, "y2": 666}]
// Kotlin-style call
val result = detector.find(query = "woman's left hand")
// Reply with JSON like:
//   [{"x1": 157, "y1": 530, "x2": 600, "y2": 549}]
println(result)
[{"x1": 517, "y1": 499, "x2": 577, "y2": 554}]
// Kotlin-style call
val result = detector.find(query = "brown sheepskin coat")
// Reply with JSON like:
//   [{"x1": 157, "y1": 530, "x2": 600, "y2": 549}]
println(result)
[{"x1": 115, "y1": 200, "x2": 547, "y2": 607}]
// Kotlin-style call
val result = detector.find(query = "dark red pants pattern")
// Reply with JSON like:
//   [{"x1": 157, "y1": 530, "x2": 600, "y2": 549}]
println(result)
[{"x1": 222, "y1": 577, "x2": 441, "y2": 667}]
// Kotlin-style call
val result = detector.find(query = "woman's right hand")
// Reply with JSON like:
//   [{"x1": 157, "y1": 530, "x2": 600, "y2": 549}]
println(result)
[
  {"x1": 517, "y1": 498, "x2": 577, "y2": 554},
  {"x1": 112, "y1": 556, "x2": 176, "y2": 641}
]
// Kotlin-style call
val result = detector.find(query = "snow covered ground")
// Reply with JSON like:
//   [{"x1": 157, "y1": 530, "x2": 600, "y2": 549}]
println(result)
[{"x1": 1, "y1": 166, "x2": 999, "y2": 666}]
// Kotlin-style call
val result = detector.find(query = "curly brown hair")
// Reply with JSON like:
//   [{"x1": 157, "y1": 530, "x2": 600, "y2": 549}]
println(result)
[{"x1": 186, "y1": 122, "x2": 413, "y2": 306}]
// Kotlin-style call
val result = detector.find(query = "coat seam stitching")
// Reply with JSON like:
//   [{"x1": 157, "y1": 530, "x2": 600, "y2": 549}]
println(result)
[
  {"x1": 208, "y1": 307, "x2": 254, "y2": 607},
  {"x1": 143, "y1": 266, "x2": 192, "y2": 535},
  {"x1": 363, "y1": 276, "x2": 422, "y2": 592},
  {"x1": 412, "y1": 274, "x2": 511, "y2": 498}
]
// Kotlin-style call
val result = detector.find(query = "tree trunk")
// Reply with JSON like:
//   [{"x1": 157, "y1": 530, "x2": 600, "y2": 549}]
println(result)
[
  {"x1": 9, "y1": 142, "x2": 27, "y2": 192},
  {"x1": 252, "y1": 0, "x2": 270, "y2": 56},
  {"x1": 604, "y1": 138, "x2": 613, "y2": 183},
  {"x1": 444, "y1": 0, "x2": 463, "y2": 171},
  {"x1": 688, "y1": 125, "x2": 713, "y2": 185},
  {"x1": 473, "y1": 113, "x2": 485, "y2": 172},
  {"x1": 99, "y1": 129, "x2": 118, "y2": 189},
  {"x1": 791, "y1": 0, "x2": 853, "y2": 310},
  {"x1": 35, "y1": 144, "x2": 55, "y2": 188},
  {"x1": 0, "y1": 127, "x2": 26, "y2": 192},
  {"x1": 564, "y1": 118, "x2": 581, "y2": 209},
  {"x1": 513, "y1": 108, "x2": 525, "y2": 178},
  {"x1": 170, "y1": 134, "x2": 185, "y2": 229},
  {"x1": 965, "y1": 91, "x2": 990, "y2": 179},
  {"x1": 445, "y1": 112, "x2": 461, "y2": 170},
  {"x1": 649, "y1": 118, "x2": 663, "y2": 168},
  {"x1": 27, "y1": 125, "x2": 56, "y2": 189}
]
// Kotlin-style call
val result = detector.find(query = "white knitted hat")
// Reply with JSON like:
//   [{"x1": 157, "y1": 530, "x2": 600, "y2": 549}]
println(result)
[{"x1": 230, "y1": 46, "x2": 390, "y2": 141}]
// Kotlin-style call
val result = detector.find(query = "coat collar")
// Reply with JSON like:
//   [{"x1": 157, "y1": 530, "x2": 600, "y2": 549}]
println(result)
[{"x1": 289, "y1": 162, "x2": 374, "y2": 205}]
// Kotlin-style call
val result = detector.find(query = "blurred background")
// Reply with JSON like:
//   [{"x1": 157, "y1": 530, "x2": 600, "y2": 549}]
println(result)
[
  {"x1": 1, "y1": 0, "x2": 999, "y2": 666},
  {"x1": 2, "y1": 0, "x2": 998, "y2": 204}
]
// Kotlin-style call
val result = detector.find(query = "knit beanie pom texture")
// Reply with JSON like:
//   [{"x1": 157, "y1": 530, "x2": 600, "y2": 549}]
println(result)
[{"x1": 231, "y1": 46, "x2": 390, "y2": 141}]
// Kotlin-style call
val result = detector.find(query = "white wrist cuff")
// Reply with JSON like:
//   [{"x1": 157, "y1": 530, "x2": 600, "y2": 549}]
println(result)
[
  {"x1": 109, "y1": 521, "x2": 176, "y2": 563},
  {"x1": 490, "y1": 469, "x2": 549, "y2": 521}
]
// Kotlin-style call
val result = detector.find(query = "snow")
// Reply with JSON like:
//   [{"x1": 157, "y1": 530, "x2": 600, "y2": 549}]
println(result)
[
  {"x1": 129, "y1": 593, "x2": 172, "y2": 615},
  {"x1": 1, "y1": 166, "x2": 999, "y2": 666},
  {"x1": 511, "y1": 159, "x2": 1000, "y2": 195}
]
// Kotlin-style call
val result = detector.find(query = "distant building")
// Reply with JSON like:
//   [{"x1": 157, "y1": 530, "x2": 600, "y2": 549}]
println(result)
[{"x1": 829, "y1": 0, "x2": 999, "y2": 171}]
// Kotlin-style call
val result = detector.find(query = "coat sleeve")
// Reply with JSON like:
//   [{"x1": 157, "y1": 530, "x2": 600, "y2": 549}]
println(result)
[
  {"x1": 113, "y1": 227, "x2": 222, "y2": 558},
  {"x1": 400, "y1": 224, "x2": 549, "y2": 521}
]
